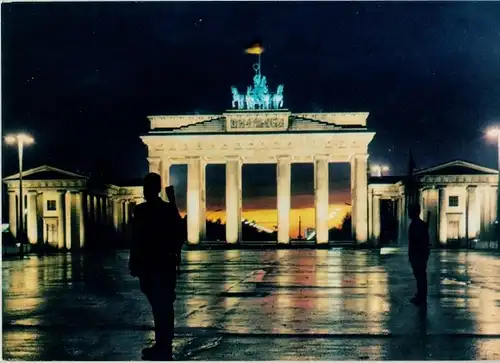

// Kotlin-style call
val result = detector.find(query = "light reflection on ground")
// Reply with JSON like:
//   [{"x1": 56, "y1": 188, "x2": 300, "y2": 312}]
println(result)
[{"x1": 2, "y1": 249, "x2": 500, "y2": 360}]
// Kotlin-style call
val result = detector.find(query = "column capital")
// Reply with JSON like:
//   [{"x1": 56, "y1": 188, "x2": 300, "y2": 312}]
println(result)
[
  {"x1": 314, "y1": 154, "x2": 329, "y2": 161},
  {"x1": 225, "y1": 155, "x2": 242, "y2": 162},
  {"x1": 147, "y1": 157, "x2": 161, "y2": 164},
  {"x1": 277, "y1": 155, "x2": 292, "y2": 162},
  {"x1": 466, "y1": 185, "x2": 478, "y2": 191}
]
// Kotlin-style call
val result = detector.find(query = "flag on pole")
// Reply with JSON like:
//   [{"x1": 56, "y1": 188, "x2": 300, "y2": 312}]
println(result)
[{"x1": 245, "y1": 42, "x2": 264, "y2": 55}]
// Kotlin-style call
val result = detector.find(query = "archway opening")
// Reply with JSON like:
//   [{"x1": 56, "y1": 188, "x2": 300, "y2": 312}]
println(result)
[{"x1": 241, "y1": 164, "x2": 277, "y2": 241}]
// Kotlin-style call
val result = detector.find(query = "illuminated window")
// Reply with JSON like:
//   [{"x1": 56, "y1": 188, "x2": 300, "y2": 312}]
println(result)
[
  {"x1": 47, "y1": 200, "x2": 57, "y2": 211},
  {"x1": 448, "y1": 196, "x2": 459, "y2": 207}
]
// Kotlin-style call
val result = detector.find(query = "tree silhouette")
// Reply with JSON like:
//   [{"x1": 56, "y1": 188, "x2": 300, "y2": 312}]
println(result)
[{"x1": 329, "y1": 213, "x2": 352, "y2": 240}]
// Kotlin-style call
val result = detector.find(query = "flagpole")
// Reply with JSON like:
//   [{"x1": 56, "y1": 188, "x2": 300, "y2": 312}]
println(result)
[{"x1": 258, "y1": 53, "x2": 261, "y2": 77}]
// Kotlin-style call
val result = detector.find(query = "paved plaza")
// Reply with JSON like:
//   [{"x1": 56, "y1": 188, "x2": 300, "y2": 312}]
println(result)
[{"x1": 2, "y1": 248, "x2": 500, "y2": 360}]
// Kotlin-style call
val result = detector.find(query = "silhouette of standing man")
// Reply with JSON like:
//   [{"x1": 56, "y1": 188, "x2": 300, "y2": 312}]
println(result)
[
  {"x1": 129, "y1": 173, "x2": 184, "y2": 360},
  {"x1": 408, "y1": 204, "x2": 430, "y2": 306}
]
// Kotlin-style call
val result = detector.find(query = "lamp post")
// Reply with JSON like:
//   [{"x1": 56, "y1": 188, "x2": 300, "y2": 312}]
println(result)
[
  {"x1": 487, "y1": 127, "x2": 500, "y2": 249},
  {"x1": 5, "y1": 133, "x2": 34, "y2": 258},
  {"x1": 371, "y1": 164, "x2": 390, "y2": 177}
]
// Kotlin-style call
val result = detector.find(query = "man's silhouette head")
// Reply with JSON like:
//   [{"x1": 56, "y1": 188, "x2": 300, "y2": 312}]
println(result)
[
  {"x1": 143, "y1": 172, "x2": 161, "y2": 201},
  {"x1": 409, "y1": 203, "x2": 421, "y2": 220}
]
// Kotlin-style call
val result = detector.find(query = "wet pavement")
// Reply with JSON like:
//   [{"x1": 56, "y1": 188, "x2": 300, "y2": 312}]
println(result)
[{"x1": 3, "y1": 248, "x2": 500, "y2": 360}]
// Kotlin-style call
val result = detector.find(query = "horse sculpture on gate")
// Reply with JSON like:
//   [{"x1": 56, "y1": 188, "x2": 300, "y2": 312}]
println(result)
[
  {"x1": 231, "y1": 87, "x2": 245, "y2": 110},
  {"x1": 246, "y1": 86, "x2": 255, "y2": 110},
  {"x1": 272, "y1": 85, "x2": 284, "y2": 109}
]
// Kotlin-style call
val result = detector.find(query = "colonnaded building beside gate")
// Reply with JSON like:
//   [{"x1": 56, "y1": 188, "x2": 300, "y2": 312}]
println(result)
[{"x1": 3, "y1": 60, "x2": 499, "y2": 250}]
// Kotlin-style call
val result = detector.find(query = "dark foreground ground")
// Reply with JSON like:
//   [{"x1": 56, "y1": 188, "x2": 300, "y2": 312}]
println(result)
[{"x1": 3, "y1": 248, "x2": 500, "y2": 360}]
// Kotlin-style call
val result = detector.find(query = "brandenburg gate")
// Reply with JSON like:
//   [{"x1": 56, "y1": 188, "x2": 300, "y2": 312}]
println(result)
[{"x1": 141, "y1": 58, "x2": 374, "y2": 245}]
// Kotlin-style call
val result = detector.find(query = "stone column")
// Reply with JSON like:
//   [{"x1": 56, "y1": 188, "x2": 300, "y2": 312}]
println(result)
[
  {"x1": 58, "y1": 191, "x2": 66, "y2": 249},
  {"x1": 277, "y1": 155, "x2": 291, "y2": 244},
  {"x1": 108, "y1": 198, "x2": 113, "y2": 226},
  {"x1": 160, "y1": 159, "x2": 171, "y2": 201},
  {"x1": 350, "y1": 158, "x2": 357, "y2": 239},
  {"x1": 491, "y1": 186, "x2": 498, "y2": 225},
  {"x1": 353, "y1": 154, "x2": 368, "y2": 244},
  {"x1": 459, "y1": 188, "x2": 466, "y2": 240},
  {"x1": 397, "y1": 194, "x2": 406, "y2": 246},
  {"x1": 314, "y1": 155, "x2": 329, "y2": 244},
  {"x1": 27, "y1": 191, "x2": 38, "y2": 244},
  {"x1": 187, "y1": 158, "x2": 202, "y2": 244},
  {"x1": 419, "y1": 189, "x2": 425, "y2": 219},
  {"x1": 124, "y1": 201, "x2": 130, "y2": 225},
  {"x1": 78, "y1": 192, "x2": 85, "y2": 248},
  {"x1": 397, "y1": 197, "x2": 402, "y2": 245},
  {"x1": 373, "y1": 195, "x2": 381, "y2": 244},
  {"x1": 93, "y1": 196, "x2": 99, "y2": 223},
  {"x1": 113, "y1": 198, "x2": 119, "y2": 231},
  {"x1": 36, "y1": 192, "x2": 44, "y2": 243},
  {"x1": 368, "y1": 190, "x2": 373, "y2": 240},
  {"x1": 9, "y1": 191, "x2": 17, "y2": 238},
  {"x1": 118, "y1": 201, "x2": 123, "y2": 231},
  {"x1": 200, "y1": 161, "x2": 207, "y2": 242},
  {"x1": 226, "y1": 157, "x2": 242, "y2": 244},
  {"x1": 65, "y1": 191, "x2": 72, "y2": 250},
  {"x1": 438, "y1": 186, "x2": 447, "y2": 244}
]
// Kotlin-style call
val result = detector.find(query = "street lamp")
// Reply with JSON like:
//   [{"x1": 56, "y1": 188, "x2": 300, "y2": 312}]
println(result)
[
  {"x1": 5, "y1": 133, "x2": 34, "y2": 258},
  {"x1": 371, "y1": 164, "x2": 390, "y2": 177}
]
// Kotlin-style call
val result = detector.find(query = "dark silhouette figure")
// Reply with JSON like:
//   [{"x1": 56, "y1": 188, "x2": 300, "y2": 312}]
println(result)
[
  {"x1": 129, "y1": 173, "x2": 184, "y2": 360},
  {"x1": 408, "y1": 204, "x2": 430, "y2": 306}
]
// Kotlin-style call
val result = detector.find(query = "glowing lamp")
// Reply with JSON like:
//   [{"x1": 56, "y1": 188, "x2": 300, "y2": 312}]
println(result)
[
  {"x1": 371, "y1": 164, "x2": 390, "y2": 177},
  {"x1": 487, "y1": 127, "x2": 500, "y2": 138}
]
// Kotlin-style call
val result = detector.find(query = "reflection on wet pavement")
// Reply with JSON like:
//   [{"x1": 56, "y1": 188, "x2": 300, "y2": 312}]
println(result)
[{"x1": 3, "y1": 249, "x2": 500, "y2": 360}]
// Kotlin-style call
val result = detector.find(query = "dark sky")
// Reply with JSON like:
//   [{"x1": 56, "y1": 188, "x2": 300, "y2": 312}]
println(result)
[{"x1": 2, "y1": 2, "x2": 500, "y2": 210}]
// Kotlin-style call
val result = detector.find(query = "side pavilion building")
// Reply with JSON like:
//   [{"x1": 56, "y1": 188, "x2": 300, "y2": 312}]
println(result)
[{"x1": 369, "y1": 160, "x2": 499, "y2": 247}]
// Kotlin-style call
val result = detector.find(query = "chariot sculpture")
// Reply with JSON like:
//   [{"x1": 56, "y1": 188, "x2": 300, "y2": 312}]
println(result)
[{"x1": 230, "y1": 52, "x2": 284, "y2": 110}]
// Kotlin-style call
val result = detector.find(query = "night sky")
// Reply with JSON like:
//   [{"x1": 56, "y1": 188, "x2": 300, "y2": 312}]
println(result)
[{"x1": 3, "y1": 2, "x2": 500, "y2": 227}]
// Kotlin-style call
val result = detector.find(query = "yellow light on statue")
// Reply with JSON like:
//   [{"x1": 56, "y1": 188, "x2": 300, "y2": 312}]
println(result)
[
  {"x1": 4, "y1": 133, "x2": 35, "y2": 145},
  {"x1": 4, "y1": 135, "x2": 16, "y2": 144},
  {"x1": 20, "y1": 134, "x2": 34, "y2": 144}
]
